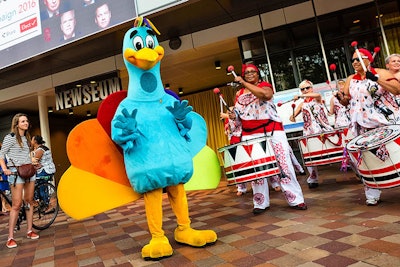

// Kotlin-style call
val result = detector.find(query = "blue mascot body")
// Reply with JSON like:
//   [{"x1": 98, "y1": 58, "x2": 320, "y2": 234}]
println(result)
[{"x1": 111, "y1": 17, "x2": 217, "y2": 260}]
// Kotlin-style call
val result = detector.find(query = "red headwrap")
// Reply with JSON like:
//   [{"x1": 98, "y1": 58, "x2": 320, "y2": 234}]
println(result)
[
  {"x1": 358, "y1": 48, "x2": 373, "y2": 63},
  {"x1": 241, "y1": 63, "x2": 259, "y2": 76}
]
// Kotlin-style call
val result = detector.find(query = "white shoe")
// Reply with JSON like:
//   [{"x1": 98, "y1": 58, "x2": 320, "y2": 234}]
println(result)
[{"x1": 366, "y1": 199, "x2": 379, "y2": 206}]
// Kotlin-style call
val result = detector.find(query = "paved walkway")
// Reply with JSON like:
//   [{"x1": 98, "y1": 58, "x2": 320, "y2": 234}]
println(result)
[{"x1": 1, "y1": 164, "x2": 400, "y2": 267}]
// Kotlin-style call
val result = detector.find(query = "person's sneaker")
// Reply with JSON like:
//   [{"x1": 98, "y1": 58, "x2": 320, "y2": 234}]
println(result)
[
  {"x1": 253, "y1": 207, "x2": 269, "y2": 215},
  {"x1": 308, "y1": 182, "x2": 319, "y2": 189},
  {"x1": 27, "y1": 231, "x2": 39, "y2": 240},
  {"x1": 366, "y1": 199, "x2": 379, "y2": 206},
  {"x1": 6, "y1": 238, "x2": 17, "y2": 249},
  {"x1": 291, "y1": 203, "x2": 308, "y2": 210}
]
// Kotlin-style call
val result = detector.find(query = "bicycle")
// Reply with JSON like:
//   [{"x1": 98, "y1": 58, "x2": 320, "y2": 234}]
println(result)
[{"x1": 0, "y1": 172, "x2": 59, "y2": 231}]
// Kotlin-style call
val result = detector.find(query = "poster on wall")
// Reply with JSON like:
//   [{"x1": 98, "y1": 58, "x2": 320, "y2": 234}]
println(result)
[{"x1": 0, "y1": 0, "x2": 137, "y2": 70}]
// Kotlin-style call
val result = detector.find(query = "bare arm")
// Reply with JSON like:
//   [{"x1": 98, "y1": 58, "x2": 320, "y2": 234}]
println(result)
[
  {"x1": 375, "y1": 68, "x2": 400, "y2": 95},
  {"x1": 329, "y1": 96, "x2": 335, "y2": 115},
  {"x1": 235, "y1": 76, "x2": 274, "y2": 100},
  {"x1": 338, "y1": 76, "x2": 352, "y2": 106}
]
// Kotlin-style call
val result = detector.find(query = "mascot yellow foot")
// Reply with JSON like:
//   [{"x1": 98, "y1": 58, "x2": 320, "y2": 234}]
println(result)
[
  {"x1": 174, "y1": 225, "x2": 217, "y2": 247},
  {"x1": 141, "y1": 235, "x2": 173, "y2": 260}
]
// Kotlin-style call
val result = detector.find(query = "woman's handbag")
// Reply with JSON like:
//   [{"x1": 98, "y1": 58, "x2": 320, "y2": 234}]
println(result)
[
  {"x1": 16, "y1": 163, "x2": 37, "y2": 179},
  {"x1": 10, "y1": 159, "x2": 36, "y2": 179}
]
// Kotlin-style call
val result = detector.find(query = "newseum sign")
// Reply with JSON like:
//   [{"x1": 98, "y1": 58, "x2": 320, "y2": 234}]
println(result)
[{"x1": 55, "y1": 72, "x2": 122, "y2": 111}]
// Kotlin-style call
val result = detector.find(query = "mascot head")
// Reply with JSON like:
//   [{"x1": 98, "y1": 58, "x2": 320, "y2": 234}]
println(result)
[{"x1": 122, "y1": 17, "x2": 164, "y2": 71}]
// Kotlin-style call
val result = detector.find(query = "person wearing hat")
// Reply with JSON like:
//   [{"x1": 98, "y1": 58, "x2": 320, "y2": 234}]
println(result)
[
  {"x1": 290, "y1": 79, "x2": 333, "y2": 189},
  {"x1": 338, "y1": 47, "x2": 400, "y2": 206},
  {"x1": 228, "y1": 63, "x2": 307, "y2": 214}
]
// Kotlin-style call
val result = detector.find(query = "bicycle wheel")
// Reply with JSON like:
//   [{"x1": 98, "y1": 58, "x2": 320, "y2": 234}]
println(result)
[{"x1": 32, "y1": 181, "x2": 59, "y2": 230}]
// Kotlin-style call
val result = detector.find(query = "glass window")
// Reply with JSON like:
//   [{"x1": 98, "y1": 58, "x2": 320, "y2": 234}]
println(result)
[
  {"x1": 290, "y1": 21, "x2": 319, "y2": 47},
  {"x1": 265, "y1": 28, "x2": 291, "y2": 53},
  {"x1": 293, "y1": 47, "x2": 326, "y2": 85},
  {"x1": 240, "y1": 35, "x2": 265, "y2": 60},
  {"x1": 323, "y1": 44, "x2": 350, "y2": 81},
  {"x1": 268, "y1": 52, "x2": 296, "y2": 92}
]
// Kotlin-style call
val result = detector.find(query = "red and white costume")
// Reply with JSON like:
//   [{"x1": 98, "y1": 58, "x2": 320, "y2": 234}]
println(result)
[
  {"x1": 331, "y1": 96, "x2": 350, "y2": 128},
  {"x1": 348, "y1": 70, "x2": 392, "y2": 203},
  {"x1": 232, "y1": 84, "x2": 305, "y2": 209},
  {"x1": 301, "y1": 97, "x2": 333, "y2": 184}
]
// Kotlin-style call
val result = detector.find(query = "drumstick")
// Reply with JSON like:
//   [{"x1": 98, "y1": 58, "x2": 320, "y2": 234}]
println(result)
[
  {"x1": 329, "y1": 63, "x2": 339, "y2": 91},
  {"x1": 326, "y1": 79, "x2": 334, "y2": 93},
  {"x1": 372, "y1": 47, "x2": 380, "y2": 59},
  {"x1": 277, "y1": 99, "x2": 294, "y2": 107},
  {"x1": 213, "y1": 88, "x2": 231, "y2": 110},
  {"x1": 291, "y1": 103, "x2": 296, "y2": 118},
  {"x1": 351, "y1": 41, "x2": 367, "y2": 72},
  {"x1": 227, "y1": 65, "x2": 238, "y2": 78}
]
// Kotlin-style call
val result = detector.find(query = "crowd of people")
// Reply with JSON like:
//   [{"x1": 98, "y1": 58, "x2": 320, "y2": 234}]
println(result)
[
  {"x1": 2, "y1": 47, "x2": 400, "y2": 251},
  {"x1": 221, "y1": 48, "x2": 400, "y2": 214}
]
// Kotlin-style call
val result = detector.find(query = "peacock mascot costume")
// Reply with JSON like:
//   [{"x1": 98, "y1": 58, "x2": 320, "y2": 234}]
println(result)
[{"x1": 58, "y1": 16, "x2": 220, "y2": 261}]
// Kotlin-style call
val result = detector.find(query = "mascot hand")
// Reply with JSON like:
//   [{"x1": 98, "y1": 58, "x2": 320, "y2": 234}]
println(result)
[
  {"x1": 177, "y1": 122, "x2": 191, "y2": 141},
  {"x1": 113, "y1": 108, "x2": 141, "y2": 153},
  {"x1": 166, "y1": 100, "x2": 193, "y2": 121}
]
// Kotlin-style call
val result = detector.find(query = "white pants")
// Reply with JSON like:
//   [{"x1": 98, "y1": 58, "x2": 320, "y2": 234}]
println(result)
[
  {"x1": 289, "y1": 148, "x2": 304, "y2": 173},
  {"x1": 244, "y1": 131, "x2": 305, "y2": 209},
  {"x1": 306, "y1": 167, "x2": 319, "y2": 183}
]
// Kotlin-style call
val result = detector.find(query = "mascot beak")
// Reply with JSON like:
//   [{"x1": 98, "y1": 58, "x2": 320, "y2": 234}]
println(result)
[{"x1": 124, "y1": 45, "x2": 164, "y2": 70}]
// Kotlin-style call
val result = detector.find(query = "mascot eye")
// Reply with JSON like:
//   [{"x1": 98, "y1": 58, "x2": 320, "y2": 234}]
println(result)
[
  {"x1": 145, "y1": 36, "x2": 155, "y2": 49},
  {"x1": 133, "y1": 36, "x2": 144, "y2": 51}
]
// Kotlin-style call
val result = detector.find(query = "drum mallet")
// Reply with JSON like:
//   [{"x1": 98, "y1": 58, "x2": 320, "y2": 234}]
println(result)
[
  {"x1": 351, "y1": 41, "x2": 367, "y2": 72},
  {"x1": 213, "y1": 88, "x2": 231, "y2": 111},
  {"x1": 277, "y1": 99, "x2": 294, "y2": 107},
  {"x1": 326, "y1": 79, "x2": 334, "y2": 93},
  {"x1": 329, "y1": 63, "x2": 339, "y2": 91},
  {"x1": 291, "y1": 103, "x2": 296, "y2": 118},
  {"x1": 227, "y1": 65, "x2": 238, "y2": 78},
  {"x1": 372, "y1": 46, "x2": 380, "y2": 59}
]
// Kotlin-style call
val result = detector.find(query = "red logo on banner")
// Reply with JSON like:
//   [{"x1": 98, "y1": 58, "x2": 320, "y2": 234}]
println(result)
[{"x1": 20, "y1": 18, "x2": 38, "y2": 33}]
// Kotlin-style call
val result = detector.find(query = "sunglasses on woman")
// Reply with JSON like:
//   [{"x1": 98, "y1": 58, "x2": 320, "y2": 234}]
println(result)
[
  {"x1": 351, "y1": 56, "x2": 369, "y2": 63},
  {"x1": 300, "y1": 86, "x2": 312, "y2": 91}
]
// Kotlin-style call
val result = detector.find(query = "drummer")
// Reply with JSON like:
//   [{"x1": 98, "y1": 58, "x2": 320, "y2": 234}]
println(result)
[
  {"x1": 338, "y1": 47, "x2": 400, "y2": 206},
  {"x1": 290, "y1": 80, "x2": 333, "y2": 189},
  {"x1": 229, "y1": 63, "x2": 307, "y2": 214},
  {"x1": 328, "y1": 79, "x2": 351, "y2": 171},
  {"x1": 329, "y1": 80, "x2": 350, "y2": 129}
]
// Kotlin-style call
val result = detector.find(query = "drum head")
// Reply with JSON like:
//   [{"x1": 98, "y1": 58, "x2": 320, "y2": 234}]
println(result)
[{"x1": 347, "y1": 125, "x2": 400, "y2": 151}]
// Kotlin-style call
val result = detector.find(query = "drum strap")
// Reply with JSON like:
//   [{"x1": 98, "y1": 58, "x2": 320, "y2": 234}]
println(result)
[{"x1": 241, "y1": 120, "x2": 284, "y2": 136}]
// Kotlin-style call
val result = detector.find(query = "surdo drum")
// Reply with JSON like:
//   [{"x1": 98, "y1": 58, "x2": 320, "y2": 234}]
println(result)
[
  {"x1": 346, "y1": 125, "x2": 400, "y2": 189},
  {"x1": 299, "y1": 129, "x2": 345, "y2": 167},
  {"x1": 338, "y1": 127, "x2": 354, "y2": 144},
  {"x1": 218, "y1": 136, "x2": 280, "y2": 186}
]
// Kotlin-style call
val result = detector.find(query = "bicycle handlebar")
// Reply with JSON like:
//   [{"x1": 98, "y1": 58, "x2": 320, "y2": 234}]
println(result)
[{"x1": 0, "y1": 170, "x2": 18, "y2": 176}]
